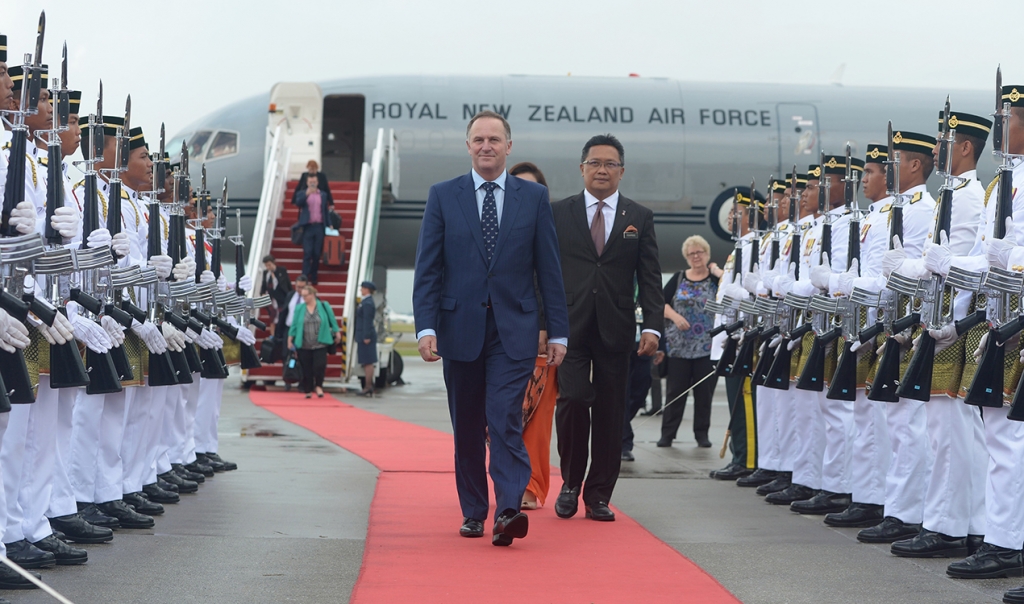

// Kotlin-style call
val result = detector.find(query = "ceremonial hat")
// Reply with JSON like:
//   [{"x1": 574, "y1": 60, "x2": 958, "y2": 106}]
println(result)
[
  {"x1": 361, "y1": 281, "x2": 376, "y2": 291},
  {"x1": 771, "y1": 180, "x2": 788, "y2": 193},
  {"x1": 891, "y1": 130, "x2": 936, "y2": 154},
  {"x1": 821, "y1": 155, "x2": 865, "y2": 176},
  {"x1": 81, "y1": 115, "x2": 124, "y2": 138},
  {"x1": 10, "y1": 64, "x2": 47, "y2": 91},
  {"x1": 48, "y1": 91, "x2": 82, "y2": 115},
  {"x1": 735, "y1": 191, "x2": 765, "y2": 211},
  {"x1": 864, "y1": 144, "x2": 888, "y2": 164},
  {"x1": 128, "y1": 126, "x2": 146, "y2": 150},
  {"x1": 785, "y1": 173, "x2": 809, "y2": 189},
  {"x1": 1001, "y1": 85, "x2": 1024, "y2": 108},
  {"x1": 938, "y1": 110, "x2": 992, "y2": 142},
  {"x1": 806, "y1": 165, "x2": 822, "y2": 179},
  {"x1": 0, "y1": 35, "x2": 7, "y2": 63}
]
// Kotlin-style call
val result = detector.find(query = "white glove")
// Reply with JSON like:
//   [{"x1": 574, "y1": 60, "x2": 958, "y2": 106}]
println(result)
[
  {"x1": 131, "y1": 320, "x2": 167, "y2": 354},
  {"x1": 200, "y1": 270, "x2": 216, "y2": 284},
  {"x1": 172, "y1": 260, "x2": 193, "y2": 282},
  {"x1": 100, "y1": 315, "x2": 126, "y2": 346},
  {"x1": 742, "y1": 266, "x2": 761, "y2": 295},
  {"x1": 761, "y1": 264, "x2": 779, "y2": 292},
  {"x1": 851, "y1": 276, "x2": 882, "y2": 294},
  {"x1": 217, "y1": 273, "x2": 227, "y2": 291},
  {"x1": 893, "y1": 333, "x2": 912, "y2": 352},
  {"x1": 850, "y1": 336, "x2": 875, "y2": 355},
  {"x1": 769, "y1": 335, "x2": 783, "y2": 349},
  {"x1": 2, "y1": 313, "x2": 30, "y2": 350},
  {"x1": 50, "y1": 311, "x2": 75, "y2": 344},
  {"x1": 208, "y1": 329, "x2": 224, "y2": 349},
  {"x1": 111, "y1": 232, "x2": 130, "y2": 258},
  {"x1": 974, "y1": 332, "x2": 988, "y2": 362},
  {"x1": 0, "y1": 311, "x2": 14, "y2": 353},
  {"x1": 810, "y1": 253, "x2": 832, "y2": 290},
  {"x1": 183, "y1": 326, "x2": 199, "y2": 343},
  {"x1": 238, "y1": 275, "x2": 253, "y2": 293},
  {"x1": 51, "y1": 205, "x2": 80, "y2": 239},
  {"x1": 720, "y1": 283, "x2": 748, "y2": 303},
  {"x1": 838, "y1": 258, "x2": 860, "y2": 297},
  {"x1": 882, "y1": 235, "x2": 906, "y2": 278},
  {"x1": 924, "y1": 231, "x2": 952, "y2": 278},
  {"x1": 787, "y1": 335, "x2": 802, "y2": 351},
  {"x1": 162, "y1": 322, "x2": 186, "y2": 352},
  {"x1": 9, "y1": 201, "x2": 36, "y2": 235},
  {"x1": 926, "y1": 323, "x2": 959, "y2": 355},
  {"x1": 72, "y1": 314, "x2": 112, "y2": 354},
  {"x1": 86, "y1": 227, "x2": 112, "y2": 249},
  {"x1": 194, "y1": 327, "x2": 212, "y2": 349},
  {"x1": 774, "y1": 262, "x2": 797, "y2": 297},
  {"x1": 987, "y1": 218, "x2": 1015, "y2": 270},
  {"x1": 236, "y1": 325, "x2": 257, "y2": 346},
  {"x1": 149, "y1": 255, "x2": 173, "y2": 280}
]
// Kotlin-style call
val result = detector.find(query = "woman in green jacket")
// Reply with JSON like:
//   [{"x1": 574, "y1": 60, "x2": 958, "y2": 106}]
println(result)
[{"x1": 287, "y1": 285, "x2": 342, "y2": 398}]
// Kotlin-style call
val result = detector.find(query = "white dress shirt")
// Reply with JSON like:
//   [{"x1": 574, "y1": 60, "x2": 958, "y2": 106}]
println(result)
[
  {"x1": 471, "y1": 169, "x2": 506, "y2": 224},
  {"x1": 584, "y1": 189, "x2": 618, "y2": 243}
]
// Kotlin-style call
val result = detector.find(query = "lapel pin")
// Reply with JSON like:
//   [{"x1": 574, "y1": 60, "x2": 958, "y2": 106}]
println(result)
[{"x1": 621, "y1": 210, "x2": 625, "y2": 216}]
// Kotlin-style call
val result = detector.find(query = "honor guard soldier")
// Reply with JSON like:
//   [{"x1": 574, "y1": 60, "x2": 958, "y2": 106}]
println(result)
[
  {"x1": 825, "y1": 144, "x2": 892, "y2": 529},
  {"x1": 889, "y1": 108, "x2": 989, "y2": 559}
]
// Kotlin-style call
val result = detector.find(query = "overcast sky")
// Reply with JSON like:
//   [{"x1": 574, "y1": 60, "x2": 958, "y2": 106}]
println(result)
[{"x1": 4, "y1": 0, "x2": 1019, "y2": 143}]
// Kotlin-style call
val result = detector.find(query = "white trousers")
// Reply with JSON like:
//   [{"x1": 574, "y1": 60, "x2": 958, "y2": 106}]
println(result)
[
  {"x1": 884, "y1": 398, "x2": 932, "y2": 524},
  {"x1": 176, "y1": 375, "x2": 202, "y2": 465},
  {"x1": 141, "y1": 385, "x2": 170, "y2": 488},
  {"x1": 122, "y1": 382, "x2": 165, "y2": 494},
  {"x1": 791, "y1": 388, "x2": 825, "y2": 490},
  {"x1": 70, "y1": 389, "x2": 129, "y2": 504},
  {"x1": 194, "y1": 378, "x2": 225, "y2": 454},
  {"x1": 850, "y1": 391, "x2": 889, "y2": 505},
  {"x1": 921, "y1": 397, "x2": 987, "y2": 537},
  {"x1": 981, "y1": 407, "x2": 1024, "y2": 550},
  {"x1": 777, "y1": 385, "x2": 796, "y2": 473},
  {"x1": 155, "y1": 382, "x2": 186, "y2": 476},
  {"x1": 8, "y1": 377, "x2": 59, "y2": 543},
  {"x1": 755, "y1": 385, "x2": 778, "y2": 471},
  {"x1": 0, "y1": 412, "x2": 10, "y2": 555},
  {"x1": 46, "y1": 387, "x2": 80, "y2": 519},
  {"x1": 820, "y1": 394, "x2": 855, "y2": 494}
]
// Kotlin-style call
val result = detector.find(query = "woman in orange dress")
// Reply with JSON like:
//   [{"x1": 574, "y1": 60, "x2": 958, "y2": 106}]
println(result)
[{"x1": 510, "y1": 162, "x2": 558, "y2": 510}]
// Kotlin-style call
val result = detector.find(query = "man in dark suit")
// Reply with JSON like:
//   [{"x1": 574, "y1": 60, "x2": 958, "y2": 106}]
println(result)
[
  {"x1": 551, "y1": 134, "x2": 663, "y2": 522},
  {"x1": 413, "y1": 111, "x2": 569, "y2": 546},
  {"x1": 260, "y1": 254, "x2": 292, "y2": 336}
]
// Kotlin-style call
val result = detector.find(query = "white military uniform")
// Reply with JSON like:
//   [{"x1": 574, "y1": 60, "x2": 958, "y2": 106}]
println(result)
[{"x1": 753, "y1": 223, "x2": 783, "y2": 474}]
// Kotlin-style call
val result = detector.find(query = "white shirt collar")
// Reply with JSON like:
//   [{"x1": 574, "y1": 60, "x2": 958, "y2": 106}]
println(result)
[
  {"x1": 471, "y1": 169, "x2": 507, "y2": 191},
  {"x1": 869, "y1": 195, "x2": 893, "y2": 212},
  {"x1": 957, "y1": 169, "x2": 978, "y2": 181},
  {"x1": 583, "y1": 188, "x2": 619, "y2": 210}
]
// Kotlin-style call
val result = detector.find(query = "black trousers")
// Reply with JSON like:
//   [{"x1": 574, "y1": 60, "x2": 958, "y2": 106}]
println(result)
[
  {"x1": 659, "y1": 356, "x2": 715, "y2": 442},
  {"x1": 555, "y1": 328, "x2": 630, "y2": 505},
  {"x1": 297, "y1": 347, "x2": 328, "y2": 393},
  {"x1": 302, "y1": 223, "x2": 325, "y2": 283},
  {"x1": 622, "y1": 351, "x2": 653, "y2": 452},
  {"x1": 649, "y1": 361, "x2": 663, "y2": 412},
  {"x1": 724, "y1": 375, "x2": 747, "y2": 466}
]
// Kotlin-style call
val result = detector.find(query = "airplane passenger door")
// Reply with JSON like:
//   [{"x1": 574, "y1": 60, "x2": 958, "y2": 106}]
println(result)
[
  {"x1": 322, "y1": 95, "x2": 366, "y2": 182},
  {"x1": 269, "y1": 82, "x2": 323, "y2": 179},
  {"x1": 776, "y1": 103, "x2": 819, "y2": 174}
]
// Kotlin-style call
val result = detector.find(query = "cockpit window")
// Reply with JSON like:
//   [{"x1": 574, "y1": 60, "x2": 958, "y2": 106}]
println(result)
[
  {"x1": 206, "y1": 131, "x2": 239, "y2": 160},
  {"x1": 188, "y1": 131, "x2": 213, "y2": 158}
]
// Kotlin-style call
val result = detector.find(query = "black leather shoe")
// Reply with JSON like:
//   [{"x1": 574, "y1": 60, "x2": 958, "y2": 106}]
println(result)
[
  {"x1": 554, "y1": 485, "x2": 580, "y2": 519},
  {"x1": 695, "y1": 434, "x2": 712, "y2": 448},
  {"x1": 77, "y1": 503, "x2": 120, "y2": 529},
  {"x1": 156, "y1": 478, "x2": 179, "y2": 493},
  {"x1": 204, "y1": 452, "x2": 237, "y2": 471},
  {"x1": 492, "y1": 509, "x2": 528, "y2": 546},
  {"x1": 459, "y1": 518, "x2": 483, "y2": 538},
  {"x1": 621, "y1": 451, "x2": 635, "y2": 462},
  {"x1": 765, "y1": 483, "x2": 816, "y2": 505},
  {"x1": 196, "y1": 452, "x2": 227, "y2": 473},
  {"x1": 159, "y1": 470, "x2": 199, "y2": 494},
  {"x1": 947, "y1": 543, "x2": 1024, "y2": 579},
  {"x1": 892, "y1": 530, "x2": 968, "y2": 558},
  {"x1": 656, "y1": 438, "x2": 672, "y2": 447},
  {"x1": 968, "y1": 534, "x2": 985, "y2": 556},
  {"x1": 713, "y1": 464, "x2": 753, "y2": 481},
  {"x1": 857, "y1": 516, "x2": 922, "y2": 543},
  {"x1": 639, "y1": 409, "x2": 660, "y2": 416},
  {"x1": 1004, "y1": 585, "x2": 1024, "y2": 604},
  {"x1": 185, "y1": 461, "x2": 215, "y2": 478},
  {"x1": 4, "y1": 540, "x2": 55, "y2": 569},
  {"x1": 96, "y1": 500, "x2": 155, "y2": 529},
  {"x1": 31, "y1": 535, "x2": 87, "y2": 566},
  {"x1": 49, "y1": 512, "x2": 114, "y2": 544},
  {"x1": 172, "y1": 463, "x2": 205, "y2": 484},
  {"x1": 142, "y1": 483, "x2": 180, "y2": 504},
  {"x1": 585, "y1": 502, "x2": 616, "y2": 522},
  {"x1": 756, "y1": 473, "x2": 792, "y2": 496},
  {"x1": 790, "y1": 491, "x2": 852, "y2": 515},
  {"x1": 824, "y1": 503, "x2": 884, "y2": 528},
  {"x1": 123, "y1": 492, "x2": 165, "y2": 516},
  {"x1": 0, "y1": 564, "x2": 39, "y2": 590},
  {"x1": 736, "y1": 468, "x2": 778, "y2": 487}
]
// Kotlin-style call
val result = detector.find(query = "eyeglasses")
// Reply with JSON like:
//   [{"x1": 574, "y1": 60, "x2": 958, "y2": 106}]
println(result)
[
  {"x1": 685, "y1": 250, "x2": 707, "y2": 258},
  {"x1": 582, "y1": 160, "x2": 623, "y2": 170}
]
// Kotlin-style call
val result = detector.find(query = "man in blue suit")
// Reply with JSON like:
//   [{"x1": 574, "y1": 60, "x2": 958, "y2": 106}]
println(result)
[{"x1": 413, "y1": 111, "x2": 569, "y2": 546}]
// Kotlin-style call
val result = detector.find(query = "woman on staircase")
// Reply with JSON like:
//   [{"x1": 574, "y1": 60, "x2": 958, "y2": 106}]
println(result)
[{"x1": 292, "y1": 172, "x2": 334, "y2": 284}]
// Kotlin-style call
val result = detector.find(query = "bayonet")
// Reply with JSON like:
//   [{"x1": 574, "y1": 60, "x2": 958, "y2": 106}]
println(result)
[{"x1": 993, "y1": 66, "x2": 1004, "y2": 155}]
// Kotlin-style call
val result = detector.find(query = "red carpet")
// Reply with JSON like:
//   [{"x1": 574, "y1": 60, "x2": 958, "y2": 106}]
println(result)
[{"x1": 252, "y1": 390, "x2": 740, "y2": 603}]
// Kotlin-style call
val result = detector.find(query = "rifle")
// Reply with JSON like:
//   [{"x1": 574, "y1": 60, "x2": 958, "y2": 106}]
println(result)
[
  {"x1": 229, "y1": 206, "x2": 264, "y2": 369},
  {"x1": 163, "y1": 145, "x2": 196, "y2": 384},
  {"x1": 1, "y1": 13, "x2": 44, "y2": 237},
  {"x1": 713, "y1": 190, "x2": 746, "y2": 375}
]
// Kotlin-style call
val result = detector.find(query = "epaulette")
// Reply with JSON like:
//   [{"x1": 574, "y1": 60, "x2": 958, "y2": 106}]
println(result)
[
  {"x1": 779, "y1": 223, "x2": 789, "y2": 231},
  {"x1": 909, "y1": 192, "x2": 923, "y2": 204},
  {"x1": 120, "y1": 189, "x2": 129, "y2": 200},
  {"x1": 984, "y1": 176, "x2": 999, "y2": 207},
  {"x1": 37, "y1": 156, "x2": 47, "y2": 167},
  {"x1": 1, "y1": 142, "x2": 9, "y2": 151},
  {"x1": 761, "y1": 232, "x2": 771, "y2": 245},
  {"x1": 954, "y1": 179, "x2": 970, "y2": 191},
  {"x1": 880, "y1": 203, "x2": 893, "y2": 213}
]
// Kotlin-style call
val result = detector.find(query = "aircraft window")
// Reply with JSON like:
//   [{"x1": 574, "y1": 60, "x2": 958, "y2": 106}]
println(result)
[
  {"x1": 188, "y1": 131, "x2": 213, "y2": 158},
  {"x1": 206, "y1": 131, "x2": 239, "y2": 160}
]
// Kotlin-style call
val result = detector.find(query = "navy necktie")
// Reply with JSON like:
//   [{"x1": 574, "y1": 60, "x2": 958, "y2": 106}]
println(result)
[{"x1": 481, "y1": 182, "x2": 499, "y2": 262}]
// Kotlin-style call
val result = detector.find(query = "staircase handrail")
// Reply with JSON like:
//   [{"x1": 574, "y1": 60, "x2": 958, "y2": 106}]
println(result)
[
  {"x1": 343, "y1": 159, "x2": 374, "y2": 379},
  {"x1": 246, "y1": 124, "x2": 290, "y2": 297}
]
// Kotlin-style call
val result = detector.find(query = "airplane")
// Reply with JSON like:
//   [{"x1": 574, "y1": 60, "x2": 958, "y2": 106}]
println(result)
[{"x1": 169, "y1": 74, "x2": 997, "y2": 276}]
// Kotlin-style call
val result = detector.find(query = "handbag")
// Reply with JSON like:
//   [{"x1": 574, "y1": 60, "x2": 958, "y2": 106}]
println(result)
[
  {"x1": 327, "y1": 208, "x2": 343, "y2": 230},
  {"x1": 282, "y1": 349, "x2": 302, "y2": 383},
  {"x1": 290, "y1": 223, "x2": 304, "y2": 245}
]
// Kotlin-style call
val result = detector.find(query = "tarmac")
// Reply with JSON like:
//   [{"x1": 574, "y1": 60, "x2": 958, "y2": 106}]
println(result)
[{"x1": 14, "y1": 356, "x2": 1018, "y2": 603}]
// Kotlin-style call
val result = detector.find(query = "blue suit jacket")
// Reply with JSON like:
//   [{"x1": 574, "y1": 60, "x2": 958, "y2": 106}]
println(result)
[{"x1": 413, "y1": 172, "x2": 569, "y2": 362}]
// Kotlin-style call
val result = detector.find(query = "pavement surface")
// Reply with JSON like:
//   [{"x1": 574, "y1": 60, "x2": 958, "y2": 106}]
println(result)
[{"x1": 14, "y1": 357, "x2": 1015, "y2": 603}]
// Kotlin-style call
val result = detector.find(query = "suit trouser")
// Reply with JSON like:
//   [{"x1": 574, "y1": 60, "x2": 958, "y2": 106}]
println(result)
[
  {"x1": 71, "y1": 389, "x2": 128, "y2": 505},
  {"x1": 724, "y1": 376, "x2": 746, "y2": 466},
  {"x1": 155, "y1": 382, "x2": 189, "y2": 477},
  {"x1": 46, "y1": 387, "x2": 80, "y2": 519},
  {"x1": 443, "y1": 309, "x2": 534, "y2": 522},
  {"x1": 884, "y1": 399, "x2": 932, "y2": 524},
  {"x1": 791, "y1": 388, "x2": 825, "y2": 490},
  {"x1": 175, "y1": 374, "x2": 202, "y2": 465},
  {"x1": 850, "y1": 391, "x2": 889, "y2": 506},
  {"x1": 6, "y1": 376, "x2": 58, "y2": 543},
  {"x1": 660, "y1": 356, "x2": 715, "y2": 442},
  {"x1": 980, "y1": 407, "x2": 1024, "y2": 550},
  {"x1": 756, "y1": 385, "x2": 778, "y2": 471},
  {"x1": 922, "y1": 397, "x2": 987, "y2": 537},
  {"x1": 556, "y1": 328, "x2": 630, "y2": 506},
  {"x1": 649, "y1": 362, "x2": 662, "y2": 412},
  {"x1": 621, "y1": 351, "x2": 652, "y2": 453},
  {"x1": 122, "y1": 381, "x2": 165, "y2": 495},
  {"x1": 777, "y1": 384, "x2": 796, "y2": 473},
  {"x1": 195, "y1": 378, "x2": 226, "y2": 455},
  {"x1": 301, "y1": 223, "x2": 325, "y2": 283},
  {"x1": 820, "y1": 395, "x2": 855, "y2": 494}
]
